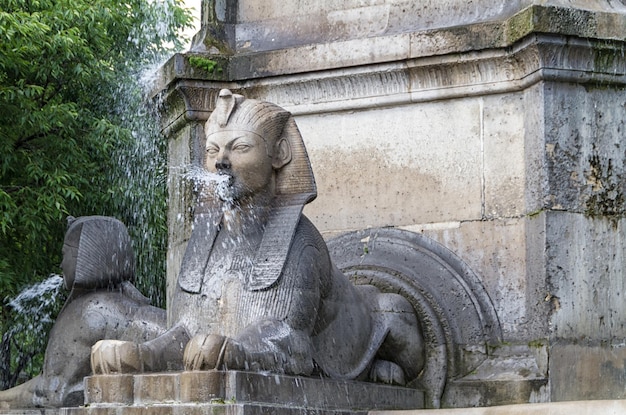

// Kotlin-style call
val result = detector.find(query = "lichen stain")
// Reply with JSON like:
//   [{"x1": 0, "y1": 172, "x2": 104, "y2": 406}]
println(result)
[{"x1": 584, "y1": 151, "x2": 625, "y2": 228}]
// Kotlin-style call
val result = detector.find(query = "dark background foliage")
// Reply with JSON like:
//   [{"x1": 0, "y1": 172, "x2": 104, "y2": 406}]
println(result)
[{"x1": 0, "y1": 0, "x2": 192, "y2": 388}]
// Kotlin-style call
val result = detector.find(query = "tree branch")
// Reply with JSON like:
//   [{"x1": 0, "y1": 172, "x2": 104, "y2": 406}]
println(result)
[{"x1": 12, "y1": 128, "x2": 61, "y2": 151}]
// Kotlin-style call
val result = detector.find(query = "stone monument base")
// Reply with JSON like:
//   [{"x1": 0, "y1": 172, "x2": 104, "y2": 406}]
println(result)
[{"x1": 62, "y1": 371, "x2": 424, "y2": 415}]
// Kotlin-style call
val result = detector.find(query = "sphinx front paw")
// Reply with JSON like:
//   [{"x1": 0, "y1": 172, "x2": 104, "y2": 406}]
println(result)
[
  {"x1": 91, "y1": 340, "x2": 142, "y2": 374},
  {"x1": 183, "y1": 334, "x2": 250, "y2": 371},
  {"x1": 183, "y1": 334, "x2": 228, "y2": 371}
]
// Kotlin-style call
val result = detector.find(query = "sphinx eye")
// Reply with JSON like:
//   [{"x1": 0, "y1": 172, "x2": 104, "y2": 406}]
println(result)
[
  {"x1": 206, "y1": 146, "x2": 219, "y2": 156},
  {"x1": 233, "y1": 143, "x2": 251, "y2": 152}
]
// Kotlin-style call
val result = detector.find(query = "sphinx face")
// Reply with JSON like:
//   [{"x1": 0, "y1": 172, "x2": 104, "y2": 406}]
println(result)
[{"x1": 204, "y1": 130, "x2": 275, "y2": 203}]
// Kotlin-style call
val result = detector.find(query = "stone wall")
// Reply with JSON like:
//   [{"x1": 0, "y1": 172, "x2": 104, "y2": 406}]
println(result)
[
  {"x1": 157, "y1": 0, "x2": 626, "y2": 407},
  {"x1": 192, "y1": 0, "x2": 626, "y2": 53}
]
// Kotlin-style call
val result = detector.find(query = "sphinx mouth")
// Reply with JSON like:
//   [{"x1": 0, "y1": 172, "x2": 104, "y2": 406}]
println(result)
[
  {"x1": 217, "y1": 171, "x2": 234, "y2": 186},
  {"x1": 215, "y1": 172, "x2": 235, "y2": 201}
]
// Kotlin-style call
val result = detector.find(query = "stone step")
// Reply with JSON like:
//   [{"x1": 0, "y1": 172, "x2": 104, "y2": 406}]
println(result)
[
  {"x1": 372, "y1": 399, "x2": 626, "y2": 415},
  {"x1": 64, "y1": 370, "x2": 424, "y2": 415}
]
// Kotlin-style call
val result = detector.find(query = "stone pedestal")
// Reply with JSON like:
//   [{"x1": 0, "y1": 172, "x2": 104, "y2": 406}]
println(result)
[
  {"x1": 156, "y1": 0, "x2": 626, "y2": 408},
  {"x1": 61, "y1": 371, "x2": 423, "y2": 415}
]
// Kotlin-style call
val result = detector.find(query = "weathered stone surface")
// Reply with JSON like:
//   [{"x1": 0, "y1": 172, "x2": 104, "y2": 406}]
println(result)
[
  {"x1": 66, "y1": 371, "x2": 423, "y2": 415},
  {"x1": 411, "y1": 217, "x2": 551, "y2": 345},
  {"x1": 178, "y1": 371, "x2": 223, "y2": 402},
  {"x1": 4, "y1": 0, "x2": 626, "y2": 413},
  {"x1": 165, "y1": 123, "x2": 200, "y2": 317},
  {"x1": 483, "y1": 92, "x2": 529, "y2": 219},
  {"x1": 546, "y1": 213, "x2": 626, "y2": 341},
  {"x1": 299, "y1": 99, "x2": 483, "y2": 229},
  {"x1": 544, "y1": 83, "x2": 626, "y2": 215},
  {"x1": 192, "y1": 0, "x2": 517, "y2": 54},
  {"x1": 192, "y1": 1, "x2": 626, "y2": 57},
  {"x1": 550, "y1": 344, "x2": 626, "y2": 401},
  {"x1": 134, "y1": 373, "x2": 179, "y2": 405},
  {"x1": 85, "y1": 374, "x2": 134, "y2": 405},
  {"x1": 158, "y1": 4, "x2": 626, "y2": 83},
  {"x1": 442, "y1": 379, "x2": 549, "y2": 409},
  {"x1": 372, "y1": 399, "x2": 626, "y2": 414}
]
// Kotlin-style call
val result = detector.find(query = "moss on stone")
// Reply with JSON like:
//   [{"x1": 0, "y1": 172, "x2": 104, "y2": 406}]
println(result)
[
  {"x1": 593, "y1": 41, "x2": 620, "y2": 73},
  {"x1": 188, "y1": 56, "x2": 221, "y2": 74},
  {"x1": 505, "y1": 5, "x2": 600, "y2": 45},
  {"x1": 505, "y1": 6, "x2": 536, "y2": 44},
  {"x1": 528, "y1": 339, "x2": 546, "y2": 349}
]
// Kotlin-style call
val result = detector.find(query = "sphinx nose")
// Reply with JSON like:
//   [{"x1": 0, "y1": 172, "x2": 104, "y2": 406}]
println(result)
[{"x1": 215, "y1": 157, "x2": 231, "y2": 170}]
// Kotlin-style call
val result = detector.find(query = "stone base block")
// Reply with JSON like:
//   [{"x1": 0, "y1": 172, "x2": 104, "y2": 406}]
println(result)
[
  {"x1": 84, "y1": 373, "x2": 135, "y2": 405},
  {"x1": 442, "y1": 379, "x2": 549, "y2": 408},
  {"x1": 550, "y1": 343, "x2": 626, "y2": 401},
  {"x1": 62, "y1": 371, "x2": 424, "y2": 415},
  {"x1": 372, "y1": 399, "x2": 626, "y2": 415}
]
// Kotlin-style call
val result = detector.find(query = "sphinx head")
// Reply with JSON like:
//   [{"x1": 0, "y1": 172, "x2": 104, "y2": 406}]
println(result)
[
  {"x1": 61, "y1": 216, "x2": 135, "y2": 291},
  {"x1": 203, "y1": 89, "x2": 316, "y2": 206},
  {"x1": 180, "y1": 92, "x2": 317, "y2": 293}
]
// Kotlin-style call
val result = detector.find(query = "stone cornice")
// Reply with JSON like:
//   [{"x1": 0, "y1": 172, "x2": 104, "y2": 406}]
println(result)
[
  {"x1": 157, "y1": 5, "x2": 626, "y2": 86},
  {"x1": 157, "y1": 30, "x2": 626, "y2": 134}
]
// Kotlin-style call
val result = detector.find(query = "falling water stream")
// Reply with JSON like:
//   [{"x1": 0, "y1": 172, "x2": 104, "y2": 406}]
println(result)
[
  {"x1": 110, "y1": 67, "x2": 169, "y2": 308},
  {"x1": 3, "y1": 275, "x2": 64, "y2": 387}
]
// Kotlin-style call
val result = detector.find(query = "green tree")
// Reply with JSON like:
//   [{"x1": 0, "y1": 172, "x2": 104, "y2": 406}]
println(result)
[{"x1": 0, "y1": 0, "x2": 191, "y2": 388}]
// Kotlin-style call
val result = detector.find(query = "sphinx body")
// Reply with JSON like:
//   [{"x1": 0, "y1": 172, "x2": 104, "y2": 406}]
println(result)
[
  {"x1": 30, "y1": 282, "x2": 165, "y2": 407},
  {"x1": 92, "y1": 90, "x2": 424, "y2": 385},
  {"x1": 173, "y1": 213, "x2": 415, "y2": 380}
]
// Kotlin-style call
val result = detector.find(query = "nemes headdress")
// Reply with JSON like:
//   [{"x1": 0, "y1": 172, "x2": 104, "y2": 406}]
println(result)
[
  {"x1": 205, "y1": 89, "x2": 289, "y2": 144},
  {"x1": 65, "y1": 216, "x2": 135, "y2": 289},
  {"x1": 179, "y1": 90, "x2": 317, "y2": 293}
]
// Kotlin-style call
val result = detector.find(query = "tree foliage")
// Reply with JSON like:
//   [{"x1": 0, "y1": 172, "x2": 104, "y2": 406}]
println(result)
[{"x1": 0, "y1": 0, "x2": 191, "y2": 388}]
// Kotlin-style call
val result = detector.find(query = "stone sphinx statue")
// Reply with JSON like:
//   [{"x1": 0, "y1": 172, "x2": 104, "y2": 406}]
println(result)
[
  {"x1": 91, "y1": 90, "x2": 425, "y2": 385},
  {"x1": 0, "y1": 216, "x2": 166, "y2": 408}
]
